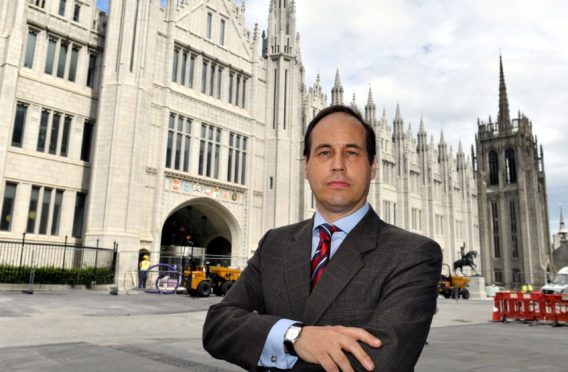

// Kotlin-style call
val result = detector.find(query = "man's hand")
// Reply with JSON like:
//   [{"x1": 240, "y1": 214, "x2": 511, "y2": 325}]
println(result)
[{"x1": 293, "y1": 325, "x2": 381, "y2": 372}]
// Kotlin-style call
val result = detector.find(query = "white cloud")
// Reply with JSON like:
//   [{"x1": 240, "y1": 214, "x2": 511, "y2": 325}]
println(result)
[{"x1": 243, "y1": 0, "x2": 568, "y2": 235}]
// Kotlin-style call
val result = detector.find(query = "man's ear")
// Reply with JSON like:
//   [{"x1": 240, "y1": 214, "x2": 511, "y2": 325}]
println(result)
[
  {"x1": 371, "y1": 157, "x2": 377, "y2": 179},
  {"x1": 303, "y1": 157, "x2": 308, "y2": 179}
]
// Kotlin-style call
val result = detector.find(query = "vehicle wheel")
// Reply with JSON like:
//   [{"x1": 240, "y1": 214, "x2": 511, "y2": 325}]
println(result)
[
  {"x1": 461, "y1": 288, "x2": 470, "y2": 300},
  {"x1": 450, "y1": 287, "x2": 458, "y2": 298},
  {"x1": 442, "y1": 291, "x2": 451, "y2": 299},
  {"x1": 197, "y1": 281, "x2": 211, "y2": 297},
  {"x1": 221, "y1": 281, "x2": 234, "y2": 295}
]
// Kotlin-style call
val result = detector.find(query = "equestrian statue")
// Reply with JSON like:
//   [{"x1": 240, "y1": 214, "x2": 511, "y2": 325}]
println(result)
[{"x1": 453, "y1": 243, "x2": 479, "y2": 276}]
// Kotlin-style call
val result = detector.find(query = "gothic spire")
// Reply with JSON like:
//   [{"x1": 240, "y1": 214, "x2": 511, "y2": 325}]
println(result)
[
  {"x1": 364, "y1": 86, "x2": 376, "y2": 125},
  {"x1": 497, "y1": 54, "x2": 511, "y2": 130},
  {"x1": 331, "y1": 68, "x2": 344, "y2": 105}
]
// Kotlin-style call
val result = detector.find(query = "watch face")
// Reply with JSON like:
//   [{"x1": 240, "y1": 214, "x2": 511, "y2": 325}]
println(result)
[{"x1": 285, "y1": 326, "x2": 301, "y2": 341}]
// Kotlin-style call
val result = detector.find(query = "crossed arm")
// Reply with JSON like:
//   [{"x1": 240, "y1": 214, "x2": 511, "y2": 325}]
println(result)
[{"x1": 202, "y1": 233, "x2": 442, "y2": 372}]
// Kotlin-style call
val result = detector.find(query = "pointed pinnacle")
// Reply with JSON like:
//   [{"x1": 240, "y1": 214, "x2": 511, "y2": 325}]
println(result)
[
  {"x1": 419, "y1": 116, "x2": 425, "y2": 133},
  {"x1": 395, "y1": 103, "x2": 402, "y2": 120},
  {"x1": 334, "y1": 68, "x2": 342, "y2": 86},
  {"x1": 440, "y1": 129, "x2": 445, "y2": 144},
  {"x1": 367, "y1": 86, "x2": 374, "y2": 105},
  {"x1": 458, "y1": 140, "x2": 463, "y2": 153}
]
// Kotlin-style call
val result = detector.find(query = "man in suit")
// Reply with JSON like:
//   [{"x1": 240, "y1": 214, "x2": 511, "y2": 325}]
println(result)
[{"x1": 203, "y1": 105, "x2": 442, "y2": 371}]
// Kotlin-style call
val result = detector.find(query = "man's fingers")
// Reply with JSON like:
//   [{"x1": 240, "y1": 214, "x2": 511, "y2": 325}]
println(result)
[
  {"x1": 338, "y1": 336, "x2": 374, "y2": 371},
  {"x1": 328, "y1": 347, "x2": 354, "y2": 372},
  {"x1": 341, "y1": 326, "x2": 382, "y2": 348}
]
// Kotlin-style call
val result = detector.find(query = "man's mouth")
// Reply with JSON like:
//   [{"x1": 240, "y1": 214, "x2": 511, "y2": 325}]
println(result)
[{"x1": 328, "y1": 180, "x2": 350, "y2": 189}]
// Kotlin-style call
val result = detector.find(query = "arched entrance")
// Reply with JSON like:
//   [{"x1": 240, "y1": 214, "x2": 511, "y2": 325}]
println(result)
[{"x1": 160, "y1": 198, "x2": 237, "y2": 267}]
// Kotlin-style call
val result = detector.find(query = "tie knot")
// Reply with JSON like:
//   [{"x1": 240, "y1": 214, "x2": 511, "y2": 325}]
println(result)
[{"x1": 319, "y1": 223, "x2": 340, "y2": 238}]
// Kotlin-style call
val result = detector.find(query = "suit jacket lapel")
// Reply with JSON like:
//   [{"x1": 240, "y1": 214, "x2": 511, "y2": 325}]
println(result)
[
  {"x1": 283, "y1": 219, "x2": 313, "y2": 320},
  {"x1": 302, "y1": 209, "x2": 381, "y2": 325}
]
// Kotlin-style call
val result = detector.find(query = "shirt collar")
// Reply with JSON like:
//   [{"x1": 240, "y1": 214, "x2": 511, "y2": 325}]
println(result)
[{"x1": 313, "y1": 203, "x2": 370, "y2": 235}]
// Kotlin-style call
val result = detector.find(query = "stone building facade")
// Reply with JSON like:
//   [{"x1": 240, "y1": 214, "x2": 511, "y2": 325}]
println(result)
[
  {"x1": 474, "y1": 57, "x2": 550, "y2": 287},
  {"x1": 1, "y1": 0, "x2": 480, "y2": 282}
]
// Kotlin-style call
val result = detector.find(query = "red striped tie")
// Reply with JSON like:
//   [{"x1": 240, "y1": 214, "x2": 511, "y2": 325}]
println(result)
[{"x1": 311, "y1": 224, "x2": 339, "y2": 291}]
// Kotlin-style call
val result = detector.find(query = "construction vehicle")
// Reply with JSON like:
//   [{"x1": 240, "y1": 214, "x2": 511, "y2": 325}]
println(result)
[
  {"x1": 438, "y1": 263, "x2": 471, "y2": 299},
  {"x1": 181, "y1": 252, "x2": 241, "y2": 297}
]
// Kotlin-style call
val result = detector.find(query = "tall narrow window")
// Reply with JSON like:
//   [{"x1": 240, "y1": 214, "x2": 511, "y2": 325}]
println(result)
[
  {"x1": 86, "y1": 53, "x2": 97, "y2": 87},
  {"x1": 45, "y1": 37, "x2": 57, "y2": 74},
  {"x1": 80, "y1": 120, "x2": 94, "y2": 161},
  {"x1": 172, "y1": 48, "x2": 179, "y2": 82},
  {"x1": 242, "y1": 78, "x2": 247, "y2": 108},
  {"x1": 209, "y1": 64, "x2": 215, "y2": 96},
  {"x1": 72, "y1": 192, "x2": 86, "y2": 238},
  {"x1": 56, "y1": 41, "x2": 68, "y2": 78},
  {"x1": 489, "y1": 150, "x2": 499, "y2": 185},
  {"x1": 165, "y1": 114, "x2": 174, "y2": 168},
  {"x1": 60, "y1": 115, "x2": 72, "y2": 157},
  {"x1": 219, "y1": 19, "x2": 225, "y2": 45},
  {"x1": 58, "y1": 0, "x2": 66, "y2": 16},
  {"x1": 510, "y1": 200, "x2": 519, "y2": 258},
  {"x1": 51, "y1": 190, "x2": 64, "y2": 235},
  {"x1": 48, "y1": 113, "x2": 61, "y2": 155},
  {"x1": 11, "y1": 103, "x2": 28, "y2": 148},
  {"x1": 235, "y1": 75, "x2": 241, "y2": 106},
  {"x1": 183, "y1": 119, "x2": 191, "y2": 172},
  {"x1": 217, "y1": 67, "x2": 222, "y2": 99},
  {"x1": 201, "y1": 61, "x2": 208, "y2": 93},
  {"x1": 39, "y1": 188, "x2": 52, "y2": 235},
  {"x1": 24, "y1": 29, "x2": 38, "y2": 68},
  {"x1": 175, "y1": 116, "x2": 183, "y2": 169},
  {"x1": 188, "y1": 55, "x2": 195, "y2": 88},
  {"x1": 505, "y1": 148, "x2": 517, "y2": 184},
  {"x1": 68, "y1": 46, "x2": 79, "y2": 82},
  {"x1": 180, "y1": 52, "x2": 187, "y2": 85},
  {"x1": 37, "y1": 110, "x2": 49, "y2": 152},
  {"x1": 26, "y1": 186, "x2": 40, "y2": 233},
  {"x1": 491, "y1": 201, "x2": 501, "y2": 258},
  {"x1": 0, "y1": 183, "x2": 17, "y2": 231},
  {"x1": 73, "y1": 3, "x2": 81, "y2": 22},
  {"x1": 206, "y1": 13, "x2": 213, "y2": 39},
  {"x1": 228, "y1": 73, "x2": 234, "y2": 104}
]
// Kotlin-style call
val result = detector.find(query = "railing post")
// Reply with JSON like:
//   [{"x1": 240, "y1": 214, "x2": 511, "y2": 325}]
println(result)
[
  {"x1": 62, "y1": 235, "x2": 68, "y2": 271},
  {"x1": 18, "y1": 232, "x2": 26, "y2": 282}
]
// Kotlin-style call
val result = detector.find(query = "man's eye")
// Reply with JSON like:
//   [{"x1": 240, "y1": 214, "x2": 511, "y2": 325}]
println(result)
[
  {"x1": 318, "y1": 151, "x2": 330, "y2": 156},
  {"x1": 346, "y1": 151, "x2": 359, "y2": 157}
]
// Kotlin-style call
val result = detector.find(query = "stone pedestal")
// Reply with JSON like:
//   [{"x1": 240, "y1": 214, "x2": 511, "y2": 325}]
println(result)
[{"x1": 467, "y1": 276, "x2": 487, "y2": 298}]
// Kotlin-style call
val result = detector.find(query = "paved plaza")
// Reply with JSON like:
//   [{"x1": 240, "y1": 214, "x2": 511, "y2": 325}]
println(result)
[{"x1": 0, "y1": 289, "x2": 566, "y2": 371}]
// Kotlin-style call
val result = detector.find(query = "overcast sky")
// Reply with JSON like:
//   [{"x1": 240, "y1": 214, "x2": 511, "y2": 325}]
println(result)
[
  {"x1": 242, "y1": 0, "x2": 567, "y2": 238},
  {"x1": 97, "y1": 0, "x2": 567, "y2": 238}
]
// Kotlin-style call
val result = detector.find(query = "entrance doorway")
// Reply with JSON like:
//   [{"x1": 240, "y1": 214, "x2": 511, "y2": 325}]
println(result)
[{"x1": 160, "y1": 198, "x2": 235, "y2": 267}]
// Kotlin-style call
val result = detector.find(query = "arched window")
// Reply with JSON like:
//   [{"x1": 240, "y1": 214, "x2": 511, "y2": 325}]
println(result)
[
  {"x1": 505, "y1": 148, "x2": 517, "y2": 184},
  {"x1": 489, "y1": 150, "x2": 499, "y2": 185}
]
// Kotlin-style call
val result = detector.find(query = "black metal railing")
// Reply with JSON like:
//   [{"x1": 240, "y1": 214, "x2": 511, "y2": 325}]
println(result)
[{"x1": 0, "y1": 234, "x2": 117, "y2": 286}]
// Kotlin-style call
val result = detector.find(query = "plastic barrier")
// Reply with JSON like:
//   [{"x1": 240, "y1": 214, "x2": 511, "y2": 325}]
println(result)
[{"x1": 492, "y1": 292, "x2": 567, "y2": 325}]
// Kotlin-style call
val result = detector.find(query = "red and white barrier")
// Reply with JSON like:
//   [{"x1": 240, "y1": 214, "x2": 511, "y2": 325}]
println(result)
[{"x1": 492, "y1": 292, "x2": 568, "y2": 325}]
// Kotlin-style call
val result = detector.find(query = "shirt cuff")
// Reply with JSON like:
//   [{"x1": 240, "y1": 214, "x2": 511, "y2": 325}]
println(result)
[{"x1": 258, "y1": 319, "x2": 300, "y2": 369}]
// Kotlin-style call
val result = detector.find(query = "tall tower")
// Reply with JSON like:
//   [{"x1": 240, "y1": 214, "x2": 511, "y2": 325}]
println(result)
[
  {"x1": 84, "y1": 0, "x2": 160, "y2": 273},
  {"x1": 264, "y1": 0, "x2": 305, "y2": 228},
  {"x1": 475, "y1": 56, "x2": 550, "y2": 287}
]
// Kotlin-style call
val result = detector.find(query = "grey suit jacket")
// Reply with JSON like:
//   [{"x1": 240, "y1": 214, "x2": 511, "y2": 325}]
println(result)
[{"x1": 203, "y1": 208, "x2": 442, "y2": 371}]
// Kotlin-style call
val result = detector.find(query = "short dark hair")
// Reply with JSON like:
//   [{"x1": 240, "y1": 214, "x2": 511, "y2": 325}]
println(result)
[{"x1": 303, "y1": 105, "x2": 376, "y2": 164}]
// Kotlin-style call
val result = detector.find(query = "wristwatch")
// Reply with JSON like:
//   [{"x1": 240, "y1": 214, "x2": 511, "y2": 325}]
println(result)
[{"x1": 284, "y1": 323, "x2": 304, "y2": 356}]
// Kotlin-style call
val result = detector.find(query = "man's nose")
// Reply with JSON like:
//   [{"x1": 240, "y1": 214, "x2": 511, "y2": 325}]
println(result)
[{"x1": 331, "y1": 154, "x2": 345, "y2": 171}]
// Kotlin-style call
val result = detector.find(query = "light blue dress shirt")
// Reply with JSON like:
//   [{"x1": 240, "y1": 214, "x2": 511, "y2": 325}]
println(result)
[{"x1": 258, "y1": 203, "x2": 370, "y2": 368}]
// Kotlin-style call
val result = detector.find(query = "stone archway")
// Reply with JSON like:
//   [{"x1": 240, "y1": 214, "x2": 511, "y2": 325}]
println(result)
[{"x1": 160, "y1": 198, "x2": 239, "y2": 267}]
